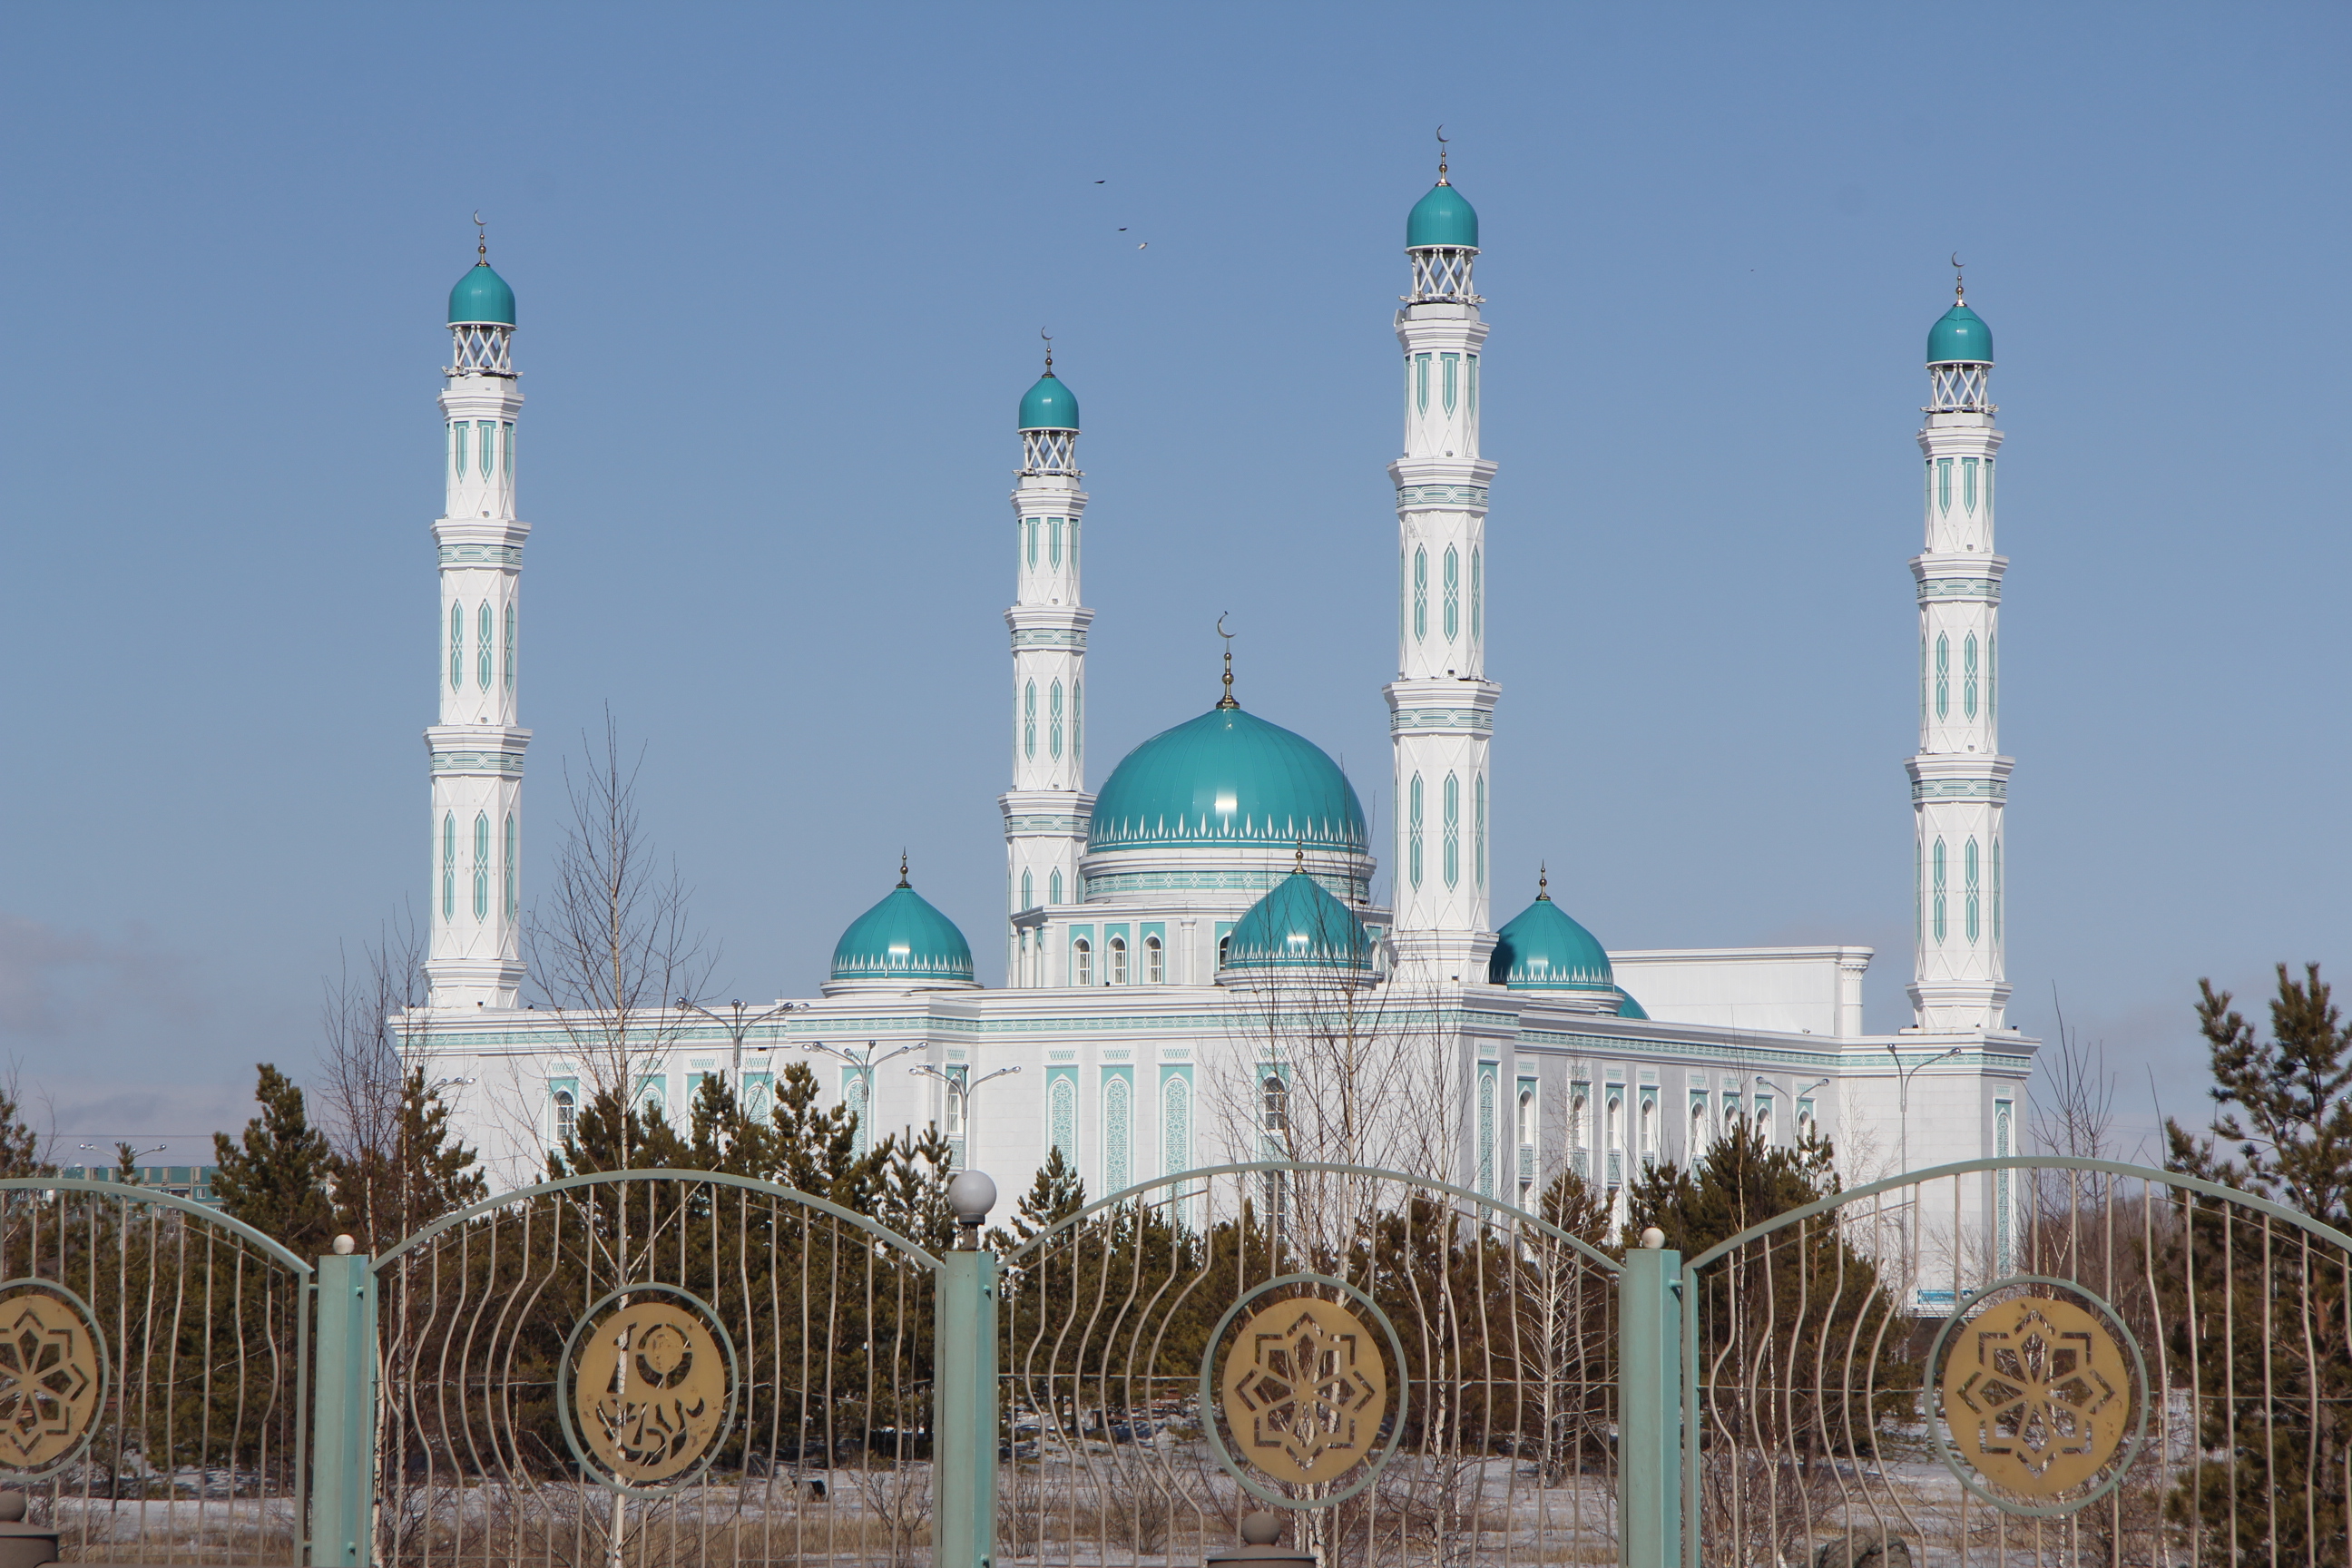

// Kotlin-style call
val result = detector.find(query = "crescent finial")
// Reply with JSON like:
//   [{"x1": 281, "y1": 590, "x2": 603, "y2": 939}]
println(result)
[
  {"x1": 1950, "y1": 251, "x2": 1965, "y2": 302},
  {"x1": 1215, "y1": 614, "x2": 1237, "y2": 707},
  {"x1": 1434, "y1": 124, "x2": 1450, "y2": 182}
]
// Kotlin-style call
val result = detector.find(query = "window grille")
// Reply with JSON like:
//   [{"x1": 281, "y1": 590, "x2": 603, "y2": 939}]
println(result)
[
  {"x1": 1102, "y1": 1074, "x2": 1131, "y2": 1196},
  {"x1": 1024, "y1": 681, "x2": 1035, "y2": 760},
  {"x1": 1073, "y1": 939, "x2": 1093, "y2": 987},
  {"x1": 472, "y1": 813, "x2": 489, "y2": 920},
  {"x1": 448, "y1": 603, "x2": 464, "y2": 691},
  {"x1": 1933, "y1": 838, "x2": 1948, "y2": 943},
  {"x1": 1965, "y1": 837, "x2": 1981, "y2": 945},
  {"x1": 476, "y1": 603, "x2": 493, "y2": 691},
  {"x1": 1477, "y1": 1072, "x2": 1496, "y2": 1197},
  {"x1": 502, "y1": 603, "x2": 515, "y2": 692},
  {"x1": 1443, "y1": 546, "x2": 1459, "y2": 641},
  {"x1": 1442, "y1": 773, "x2": 1460, "y2": 889},
  {"x1": 1144, "y1": 935, "x2": 1163, "y2": 984},
  {"x1": 1408, "y1": 774, "x2": 1425, "y2": 890},
  {"x1": 503, "y1": 812, "x2": 517, "y2": 918},
  {"x1": 1109, "y1": 936, "x2": 1127, "y2": 985},
  {"x1": 1964, "y1": 632, "x2": 1979, "y2": 720},
  {"x1": 1049, "y1": 681, "x2": 1063, "y2": 760},
  {"x1": 1162, "y1": 1074, "x2": 1191, "y2": 1178},
  {"x1": 1413, "y1": 549, "x2": 1427, "y2": 641},
  {"x1": 441, "y1": 813, "x2": 456, "y2": 920}
]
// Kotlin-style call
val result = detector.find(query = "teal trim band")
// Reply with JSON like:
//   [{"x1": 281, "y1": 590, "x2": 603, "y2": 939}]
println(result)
[
  {"x1": 1684, "y1": 1153, "x2": 2352, "y2": 1273},
  {"x1": 1912, "y1": 778, "x2": 2006, "y2": 802},
  {"x1": 372, "y1": 1168, "x2": 942, "y2": 1270},
  {"x1": 1003, "y1": 1159, "x2": 1621, "y2": 1274},
  {"x1": 429, "y1": 750, "x2": 526, "y2": 776},
  {"x1": 1395, "y1": 484, "x2": 1489, "y2": 507},
  {"x1": 1389, "y1": 708, "x2": 1493, "y2": 734},
  {"x1": 1010, "y1": 628, "x2": 1087, "y2": 649},
  {"x1": 0, "y1": 1177, "x2": 315, "y2": 1274},
  {"x1": 1002, "y1": 814, "x2": 1086, "y2": 835},
  {"x1": 1916, "y1": 577, "x2": 2002, "y2": 602},
  {"x1": 1080, "y1": 867, "x2": 1369, "y2": 903},
  {"x1": 437, "y1": 544, "x2": 526, "y2": 566}
]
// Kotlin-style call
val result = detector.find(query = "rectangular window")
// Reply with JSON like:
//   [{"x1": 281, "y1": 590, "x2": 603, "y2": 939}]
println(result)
[
  {"x1": 1936, "y1": 457, "x2": 1953, "y2": 514},
  {"x1": 1415, "y1": 353, "x2": 1430, "y2": 416},
  {"x1": 1441, "y1": 352, "x2": 1458, "y2": 416},
  {"x1": 503, "y1": 421, "x2": 514, "y2": 479},
  {"x1": 1049, "y1": 519, "x2": 1062, "y2": 567},
  {"x1": 454, "y1": 422, "x2": 468, "y2": 478}
]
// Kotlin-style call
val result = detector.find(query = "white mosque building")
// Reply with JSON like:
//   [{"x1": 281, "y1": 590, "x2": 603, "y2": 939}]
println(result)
[{"x1": 406, "y1": 164, "x2": 2034, "y2": 1259}]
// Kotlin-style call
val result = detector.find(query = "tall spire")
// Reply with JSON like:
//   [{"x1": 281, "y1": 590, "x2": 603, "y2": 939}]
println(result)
[
  {"x1": 1216, "y1": 613, "x2": 1239, "y2": 708},
  {"x1": 425, "y1": 231, "x2": 532, "y2": 1009},
  {"x1": 1001, "y1": 348, "x2": 1095, "y2": 985},
  {"x1": 1907, "y1": 268, "x2": 2009, "y2": 1035},
  {"x1": 1387, "y1": 155, "x2": 1498, "y2": 976}
]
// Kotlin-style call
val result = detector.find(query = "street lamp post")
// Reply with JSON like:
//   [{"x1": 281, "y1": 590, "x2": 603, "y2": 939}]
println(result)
[
  {"x1": 910, "y1": 1063, "x2": 1022, "y2": 1170},
  {"x1": 678, "y1": 998, "x2": 806, "y2": 1092},
  {"x1": 1890, "y1": 1044, "x2": 1963, "y2": 1304}
]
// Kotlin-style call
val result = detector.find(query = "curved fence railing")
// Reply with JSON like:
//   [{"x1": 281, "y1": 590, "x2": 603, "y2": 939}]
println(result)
[
  {"x1": 0, "y1": 1177, "x2": 313, "y2": 1564},
  {"x1": 998, "y1": 1161, "x2": 1622, "y2": 1568},
  {"x1": 1680, "y1": 1154, "x2": 2352, "y2": 1568},
  {"x1": 368, "y1": 1170, "x2": 942, "y2": 1568}
]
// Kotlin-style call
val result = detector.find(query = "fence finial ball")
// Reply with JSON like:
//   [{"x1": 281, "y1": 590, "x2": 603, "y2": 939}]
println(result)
[
  {"x1": 1240, "y1": 1514, "x2": 1283, "y2": 1546},
  {"x1": 946, "y1": 1170, "x2": 998, "y2": 1226},
  {"x1": 1640, "y1": 1227, "x2": 1666, "y2": 1250},
  {"x1": 332, "y1": 1234, "x2": 357, "y2": 1256}
]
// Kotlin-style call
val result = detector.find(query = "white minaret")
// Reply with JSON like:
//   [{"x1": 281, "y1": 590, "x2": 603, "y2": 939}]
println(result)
[
  {"x1": 1906, "y1": 270, "x2": 2009, "y2": 1032},
  {"x1": 1001, "y1": 349, "x2": 1093, "y2": 984},
  {"x1": 424, "y1": 235, "x2": 530, "y2": 1010},
  {"x1": 1386, "y1": 148, "x2": 1498, "y2": 978}
]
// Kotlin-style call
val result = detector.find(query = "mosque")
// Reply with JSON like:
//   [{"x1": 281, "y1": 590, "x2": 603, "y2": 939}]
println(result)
[{"x1": 407, "y1": 161, "x2": 2034, "y2": 1270}]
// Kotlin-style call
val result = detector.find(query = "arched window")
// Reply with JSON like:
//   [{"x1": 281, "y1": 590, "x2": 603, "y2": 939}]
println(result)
[
  {"x1": 441, "y1": 812, "x2": 456, "y2": 920},
  {"x1": 1935, "y1": 633, "x2": 1950, "y2": 720},
  {"x1": 553, "y1": 1089, "x2": 574, "y2": 1145},
  {"x1": 1474, "y1": 774, "x2": 1486, "y2": 889},
  {"x1": 1261, "y1": 1073, "x2": 1289, "y2": 1137},
  {"x1": 1688, "y1": 1093, "x2": 1708, "y2": 1157},
  {"x1": 845, "y1": 1072, "x2": 870, "y2": 1157},
  {"x1": 1572, "y1": 1085, "x2": 1591, "y2": 1178},
  {"x1": 1936, "y1": 456, "x2": 1953, "y2": 514},
  {"x1": 1109, "y1": 936, "x2": 1128, "y2": 985},
  {"x1": 1024, "y1": 681, "x2": 1036, "y2": 760},
  {"x1": 1605, "y1": 1091, "x2": 1623, "y2": 1184},
  {"x1": 1026, "y1": 519, "x2": 1038, "y2": 569},
  {"x1": 1442, "y1": 773, "x2": 1460, "y2": 889},
  {"x1": 503, "y1": 420, "x2": 514, "y2": 479},
  {"x1": 1964, "y1": 632, "x2": 1979, "y2": 720},
  {"x1": 1144, "y1": 935, "x2": 1163, "y2": 985},
  {"x1": 479, "y1": 419, "x2": 495, "y2": 479},
  {"x1": 1932, "y1": 838, "x2": 1948, "y2": 943},
  {"x1": 1068, "y1": 518, "x2": 1078, "y2": 576},
  {"x1": 1413, "y1": 548, "x2": 1427, "y2": 641},
  {"x1": 1049, "y1": 518, "x2": 1063, "y2": 568},
  {"x1": 1443, "y1": 546, "x2": 1459, "y2": 641},
  {"x1": 1442, "y1": 351, "x2": 1459, "y2": 416},
  {"x1": 1217, "y1": 933, "x2": 1230, "y2": 969},
  {"x1": 1965, "y1": 837, "x2": 1981, "y2": 945},
  {"x1": 1408, "y1": 774, "x2": 1425, "y2": 890},
  {"x1": 503, "y1": 603, "x2": 516, "y2": 692},
  {"x1": 1073, "y1": 938, "x2": 1093, "y2": 987},
  {"x1": 1021, "y1": 869, "x2": 1034, "y2": 911},
  {"x1": 1470, "y1": 547, "x2": 1482, "y2": 644},
  {"x1": 1414, "y1": 352, "x2": 1430, "y2": 416},
  {"x1": 1049, "y1": 681, "x2": 1063, "y2": 760},
  {"x1": 472, "y1": 812, "x2": 490, "y2": 919},
  {"x1": 1049, "y1": 1074, "x2": 1076, "y2": 1167},
  {"x1": 1640, "y1": 1092, "x2": 1657, "y2": 1167},
  {"x1": 503, "y1": 812, "x2": 518, "y2": 918},
  {"x1": 1102, "y1": 1074, "x2": 1132, "y2": 1195},
  {"x1": 453, "y1": 421, "x2": 467, "y2": 478},
  {"x1": 641, "y1": 1088, "x2": 665, "y2": 1125},
  {"x1": 1797, "y1": 1098, "x2": 1817, "y2": 1142},
  {"x1": 477, "y1": 602, "x2": 494, "y2": 691},
  {"x1": 944, "y1": 1076, "x2": 965, "y2": 1144},
  {"x1": 1467, "y1": 353, "x2": 1479, "y2": 419},
  {"x1": 1515, "y1": 1089, "x2": 1536, "y2": 1148},
  {"x1": 1963, "y1": 456, "x2": 1979, "y2": 514},
  {"x1": 1756, "y1": 1096, "x2": 1775, "y2": 1144},
  {"x1": 448, "y1": 602, "x2": 464, "y2": 691},
  {"x1": 1049, "y1": 868, "x2": 1063, "y2": 905}
]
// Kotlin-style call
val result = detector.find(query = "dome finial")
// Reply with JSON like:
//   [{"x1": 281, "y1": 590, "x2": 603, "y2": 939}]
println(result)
[
  {"x1": 1040, "y1": 327, "x2": 1054, "y2": 377},
  {"x1": 1215, "y1": 612, "x2": 1240, "y2": 709},
  {"x1": 1951, "y1": 251, "x2": 1965, "y2": 306},
  {"x1": 1435, "y1": 124, "x2": 1450, "y2": 186},
  {"x1": 474, "y1": 210, "x2": 488, "y2": 265},
  {"x1": 1537, "y1": 862, "x2": 1550, "y2": 901},
  {"x1": 1294, "y1": 839, "x2": 1306, "y2": 876},
  {"x1": 897, "y1": 849, "x2": 910, "y2": 888}
]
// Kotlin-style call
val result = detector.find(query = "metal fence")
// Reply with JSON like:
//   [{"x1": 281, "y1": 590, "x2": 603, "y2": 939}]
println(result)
[
  {"x1": 1678, "y1": 1156, "x2": 2352, "y2": 1568},
  {"x1": 368, "y1": 1172, "x2": 944, "y2": 1568},
  {"x1": 0, "y1": 1178, "x2": 313, "y2": 1564},
  {"x1": 997, "y1": 1162, "x2": 1623, "y2": 1568}
]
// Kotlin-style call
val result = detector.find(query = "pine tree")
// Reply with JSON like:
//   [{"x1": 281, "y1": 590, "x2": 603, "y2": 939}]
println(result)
[
  {"x1": 326, "y1": 1069, "x2": 489, "y2": 1253},
  {"x1": 988, "y1": 1145, "x2": 1086, "y2": 1252},
  {"x1": 212, "y1": 1064, "x2": 337, "y2": 1255},
  {"x1": 0, "y1": 1080, "x2": 49, "y2": 1178},
  {"x1": 2166, "y1": 962, "x2": 2352, "y2": 1224}
]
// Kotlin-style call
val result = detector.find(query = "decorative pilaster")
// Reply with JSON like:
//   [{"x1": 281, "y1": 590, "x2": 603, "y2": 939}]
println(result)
[
  {"x1": 1001, "y1": 351, "x2": 1093, "y2": 985},
  {"x1": 1386, "y1": 154, "x2": 1497, "y2": 977},
  {"x1": 424, "y1": 236, "x2": 529, "y2": 1010},
  {"x1": 1906, "y1": 270, "x2": 2009, "y2": 1033}
]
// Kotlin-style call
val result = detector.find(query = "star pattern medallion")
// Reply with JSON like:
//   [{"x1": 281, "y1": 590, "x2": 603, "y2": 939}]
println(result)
[
  {"x1": 1219, "y1": 1296, "x2": 1387, "y2": 1485},
  {"x1": 0, "y1": 1287, "x2": 103, "y2": 1474},
  {"x1": 1942, "y1": 1295, "x2": 2131, "y2": 1501}
]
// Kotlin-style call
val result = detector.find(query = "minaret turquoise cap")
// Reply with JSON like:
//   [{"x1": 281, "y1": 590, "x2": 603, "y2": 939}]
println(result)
[
  {"x1": 1019, "y1": 372, "x2": 1079, "y2": 432},
  {"x1": 448, "y1": 262, "x2": 515, "y2": 328},
  {"x1": 1927, "y1": 302, "x2": 1992, "y2": 364},
  {"x1": 1407, "y1": 181, "x2": 1479, "y2": 250}
]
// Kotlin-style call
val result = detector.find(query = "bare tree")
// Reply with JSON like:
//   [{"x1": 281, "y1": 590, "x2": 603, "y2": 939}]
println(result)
[
  {"x1": 2030, "y1": 988, "x2": 2116, "y2": 1161},
  {"x1": 524, "y1": 709, "x2": 715, "y2": 1173},
  {"x1": 316, "y1": 909, "x2": 426, "y2": 1172}
]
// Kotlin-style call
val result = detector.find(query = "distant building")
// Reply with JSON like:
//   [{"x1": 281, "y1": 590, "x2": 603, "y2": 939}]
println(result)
[{"x1": 57, "y1": 1167, "x2": 221, "y2": 1206}]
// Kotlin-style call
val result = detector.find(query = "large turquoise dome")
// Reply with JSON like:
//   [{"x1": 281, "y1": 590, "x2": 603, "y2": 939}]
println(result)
[
  {"x1": 1222, "y1": 870, "x2": 1372, "y2": 979},
  {"x1": 1088, "y1": 705, "x2": 1369, "y2": 857},
  {"x1": 1927, "y1": 302, "x2": 1993, "y2": 364},
  {"x1": 1488, "y1": 886, "x2": 1613, "y2": 992},
  {"x1": 448, "y1": 261, "x2": 515, "y2": 327},
  {"x1": 1407, "y1": 181, "x2": 1479, "y2": 250},
  {"x1": 828, "y1": 875, "x2": 975, "y2": 989},
  {"x1": 1019, "y1": 372, "x2": 1079, "y2": 431}
]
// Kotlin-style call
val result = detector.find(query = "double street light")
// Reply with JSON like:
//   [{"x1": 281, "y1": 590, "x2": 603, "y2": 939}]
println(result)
[{"x1": 677, "y1": 997, "x2": 806, "y2": 1092}]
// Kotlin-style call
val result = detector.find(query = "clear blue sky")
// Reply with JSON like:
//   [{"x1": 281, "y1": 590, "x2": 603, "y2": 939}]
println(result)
[{"x1": 2, "y1": 4, "x2": 2343, "y2": 1163}]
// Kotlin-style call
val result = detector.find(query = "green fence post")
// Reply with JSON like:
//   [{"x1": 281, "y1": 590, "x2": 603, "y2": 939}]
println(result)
[
  {"x1": 310, "y1": 1247, "x2": 377, "y2": 1568},
  {"x1": 935, "y1": 1247, "x2": 999, "y2": 1568},
  {"x1": 1619, "y1": 1237, "x2": 1681, "y2": 1568}
]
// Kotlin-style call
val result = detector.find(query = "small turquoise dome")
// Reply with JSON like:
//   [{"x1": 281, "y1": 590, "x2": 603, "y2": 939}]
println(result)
[
  {"x1": 1019, "y1": 372, "x2": 1079, "y2": 431},
  {"x1": 448, "y1": 261, "x2": 515, "y2": 327},
  {"x1": 1407, "y1": 181, "x2": 1479, "y2": 250},
  {"x1": 1223, "y1": 870, "x2": 1372, "y2": 977},
  {"x1": 1089, "y1": 705, "x2": 1369, "y2": 857},
  {"x1": 828, "y1": 875, "x2": 975, "y2": 988},
  {"x1": 1616, "y1": 990, "x2": 1649, "y2": 1020},
  {"x1": 1927, "y1": 302, "x2": 1993, "y2": 364},
  {"x1": 1488, "y1": 886, "x2": 1613, "y2": 992}
]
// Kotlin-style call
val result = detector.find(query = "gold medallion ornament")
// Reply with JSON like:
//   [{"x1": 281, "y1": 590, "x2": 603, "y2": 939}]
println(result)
[
  {"x1": 1941, "y1": 1295, "x2": 2131, "y2": 1500},
  {"x1": 0, "y1": 1283, "x2": 104, "y2": 1475},
  {"x1": 572, "y1": 1298, "x2": 733, "y2": 1486},
  {"x1": 1220, "y1": 1295, "x2": 1388, "y2": 1485}
]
